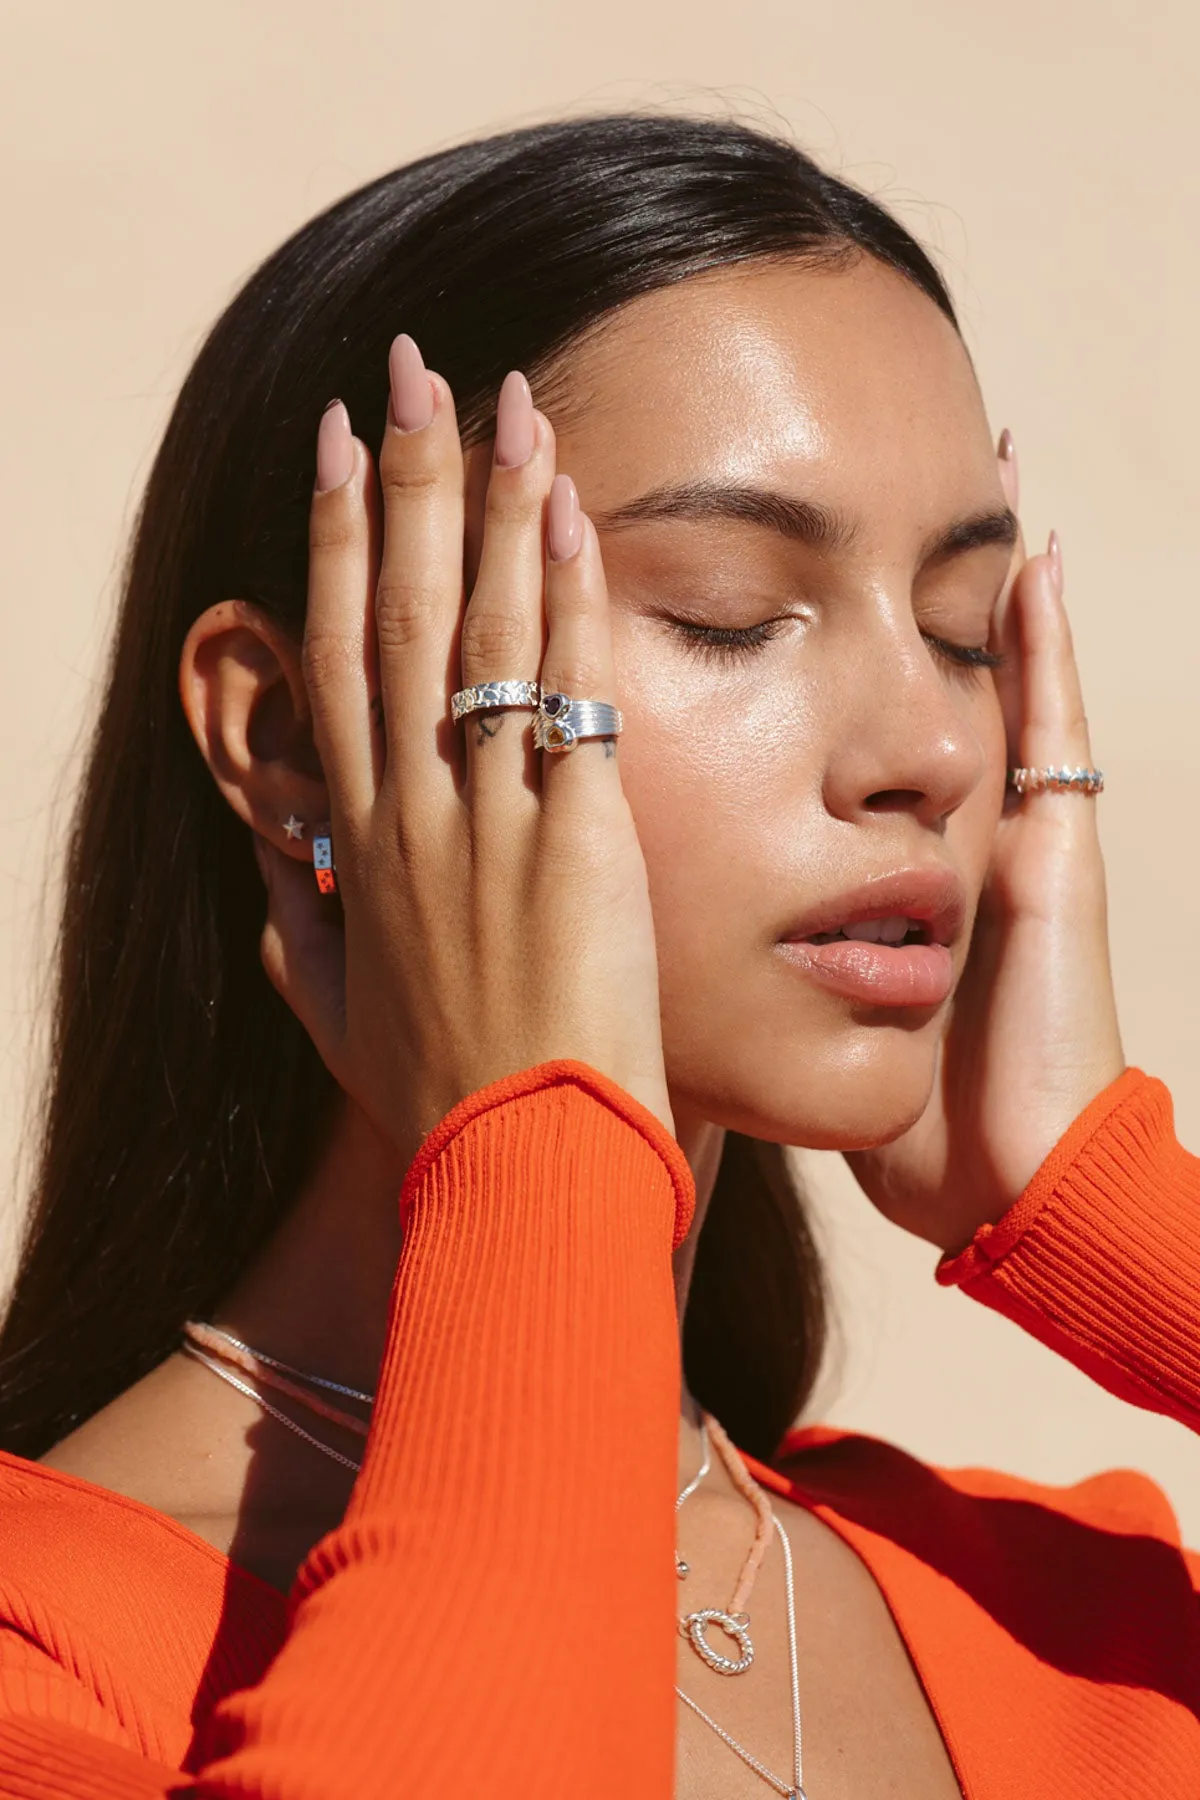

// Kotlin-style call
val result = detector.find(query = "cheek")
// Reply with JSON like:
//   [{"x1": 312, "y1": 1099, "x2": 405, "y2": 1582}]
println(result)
[
  {"x1": 615, "y1": 647, "x2": 821, "y2": 946},
  {"x1": 611, "y1": 626, "x2": 1011, "y2": 1144},
  {"x1": 952, "y1": 681, "x2": 1008, "y2": 892},
  {"x1": 613, "y1": 639, "x2": 833, "y2": 1119}
]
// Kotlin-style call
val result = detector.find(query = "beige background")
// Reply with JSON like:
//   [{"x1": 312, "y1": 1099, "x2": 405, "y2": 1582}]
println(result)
[{"x1": 3, "y1": 3, "x2": 1198, "y2": 1529}]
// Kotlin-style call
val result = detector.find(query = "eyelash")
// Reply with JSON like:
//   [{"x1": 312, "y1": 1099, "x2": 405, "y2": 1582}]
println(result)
[
  {"x1": 672, "y1": 619, "x2": 1005, "y2": 675},
  {"x1": 673, "y1": 619, "x2": 790, "y2": 660}
]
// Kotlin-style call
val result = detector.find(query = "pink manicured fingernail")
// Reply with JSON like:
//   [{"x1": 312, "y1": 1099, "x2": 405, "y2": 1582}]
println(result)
[
  {"x1": 389, "y1": 334, "x2": 434, "y2": 432},
  {"x1": 316, "y1": 400, "x2": 354, "y2": 492},
  {"x1": 494, "y1": 370, "x2": 535, "y2": 468},
  {"x1": 1048, "y1": 528, "x2": 1063, "y2": 594},
  {"x1": 997, "y1": 427, "x2": 1019, "y2": 510},
  {"x1": 548, "y1": 474, "x2": 582, "y2": 561}
]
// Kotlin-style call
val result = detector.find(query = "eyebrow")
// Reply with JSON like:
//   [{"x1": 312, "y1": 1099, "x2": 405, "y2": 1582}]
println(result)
[{"x1": 591, "y1": 479, "x2": 1019, "y2": 564}]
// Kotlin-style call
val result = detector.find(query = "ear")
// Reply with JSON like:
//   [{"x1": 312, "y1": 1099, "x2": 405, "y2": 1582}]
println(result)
[{"x1": 178, "y1": 600, "x2": 328, "y2": 863}]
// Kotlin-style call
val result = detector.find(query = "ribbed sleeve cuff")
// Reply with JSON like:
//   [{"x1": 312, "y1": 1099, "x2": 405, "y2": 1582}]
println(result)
[
  {"x1": 398, "y1": 1058, "x2": 696, "y2": 1249},
  {"x1": 937, "y1": 1067, "x2": 1200, "y2": 1427}
]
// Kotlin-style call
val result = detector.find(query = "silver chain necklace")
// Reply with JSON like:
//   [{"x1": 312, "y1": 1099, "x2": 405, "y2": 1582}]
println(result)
[
  {"x1": 189, "y1": 1336, "x2": 808, "y2": 1793},
  {"x1": 181, "y1": 1342, "x2": 364, "y2": 1473},
  {"x1": 674, "y1": 1419, "x2": 711, "y2": 1577},
  {"x1": 196, "y1": 1322, "x2": 375, "y2": 1402},
  {"x1": 675, "y1": 1423, "x2": 808, "y2": 1800},
  {"x1": 180, "y1": 1322, "x2": 371, "y2": 1472}
]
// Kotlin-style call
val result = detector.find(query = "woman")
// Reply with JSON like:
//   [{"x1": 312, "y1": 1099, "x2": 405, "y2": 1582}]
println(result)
[{"x1": 0, "y1": 111, "x2": 1195, "y2": 1798}]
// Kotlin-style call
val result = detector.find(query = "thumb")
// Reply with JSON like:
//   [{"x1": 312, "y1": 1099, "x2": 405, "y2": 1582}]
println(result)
[{"x1": 256, "y1": 836, "x2": 347, "y2": 1073}]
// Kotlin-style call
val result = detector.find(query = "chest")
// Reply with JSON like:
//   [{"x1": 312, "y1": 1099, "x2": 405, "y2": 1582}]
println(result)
[{"x1": 674, "y1": 1497, "x2": 962, "y2": 1800}]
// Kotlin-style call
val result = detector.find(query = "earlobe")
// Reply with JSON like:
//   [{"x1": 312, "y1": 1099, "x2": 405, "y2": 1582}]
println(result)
[{"x1": 178, "y1": 600, "x2": 329, "y2": 858}]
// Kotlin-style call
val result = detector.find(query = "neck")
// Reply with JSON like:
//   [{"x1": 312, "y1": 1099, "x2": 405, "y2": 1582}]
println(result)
[{"x1": 220, "y1": 1087, "x2": 727, "y2": 1443}]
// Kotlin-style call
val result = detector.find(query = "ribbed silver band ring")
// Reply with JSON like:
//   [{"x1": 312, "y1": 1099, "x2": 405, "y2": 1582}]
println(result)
[
  {"x1": 451, "y1": 679, "x2": 541, "y2": 723},
  {"x1": 533, "y1": 693, "x2": 624, "y2": 753}
]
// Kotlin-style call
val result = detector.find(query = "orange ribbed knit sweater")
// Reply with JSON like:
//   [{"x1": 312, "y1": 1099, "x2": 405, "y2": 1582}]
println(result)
[{"x1": 0, "y1": 1061, "x2": 1197, "y2": 1797}]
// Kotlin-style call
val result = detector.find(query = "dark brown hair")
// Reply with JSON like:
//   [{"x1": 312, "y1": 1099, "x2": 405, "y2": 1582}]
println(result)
[{"x1": 0, "y1": 112, "x2": 957, "y2": 1463}]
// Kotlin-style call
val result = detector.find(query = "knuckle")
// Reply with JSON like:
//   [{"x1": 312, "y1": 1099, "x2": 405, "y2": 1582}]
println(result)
[
  {"x1": 374, "y1": 576, "x2": 436, "y2": 652},
  {"x1": 378, "y1": 788, "x2": 446, "y2": 871},
  {"x1": 308, "y1": 503, "x2": 362, "y2": 558},
  {"x1": 484, "y1": 478, "x2": 542, "y2": 530},
  {"x1": 379, "y1": 458, "x2": 443, "y2": 502},
  {"x1": 545, "y1": 573, "x2": 599, "y2": 626},
  {"x1": 302, "y1": 630, "x2": 359, "y2": 694},
  {"x1": 534, "y1": 814, "x2": 613, "y2": 887},
  {"x1": 378, "y1": 432, "x2": 446, "y2": 500},
  {"x1": 540, "y1": 660, "x2": 609, "y2": 701},
  {"x1": 460, "y1": 605, "x2": 534, "y2": 674}
]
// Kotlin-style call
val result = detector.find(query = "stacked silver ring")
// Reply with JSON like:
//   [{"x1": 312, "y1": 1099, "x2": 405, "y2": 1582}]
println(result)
[
  {"x1": 450, "y1": 679, "x2": 541, "y2": 722},
  {"x1": 449, "y1": 679, "x2": 624, "y2": 754},
  {"x1": 1007, "y1": 766, "x2": 1104, "y2": 796},
  {"x1": 533, "y1": 691, "x2": 623, "y2": 753}
]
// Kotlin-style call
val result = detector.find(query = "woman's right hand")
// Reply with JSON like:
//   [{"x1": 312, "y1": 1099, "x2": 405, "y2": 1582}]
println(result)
[{"x1": 256, "y1": 336, "x2": 672, "y2": 1165}]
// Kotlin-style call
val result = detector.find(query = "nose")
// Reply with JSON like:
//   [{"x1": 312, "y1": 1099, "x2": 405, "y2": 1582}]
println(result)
[{"x1": 822, "y1": 618, "x2": 988, "y2": 833}]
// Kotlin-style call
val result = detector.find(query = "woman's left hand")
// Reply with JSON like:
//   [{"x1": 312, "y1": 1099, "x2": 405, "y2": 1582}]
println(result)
[{"x1": 845, "y1": 447, "x2": 1126, "y2": 1253}]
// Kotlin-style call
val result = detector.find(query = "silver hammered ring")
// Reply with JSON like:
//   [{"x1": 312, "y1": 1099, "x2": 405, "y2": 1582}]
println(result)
[
  {"x1": 533, "y1": 691, "x2": 624, "y2": 753},
  {"x1": 451, "y1": 680, "x2": 541, "y2": 723}
]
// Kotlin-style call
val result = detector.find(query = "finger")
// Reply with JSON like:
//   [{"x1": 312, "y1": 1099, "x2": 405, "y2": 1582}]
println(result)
[
  {"x1": 301, "y1": 402, "x2": 377, "y2": 823},
  {"x1": 538, "y1": 479, "x2": 623, "y2": 805},
  {"x1": 1011, "y1": 531, "x2": 1096, "y2": 784},
  {"x1": 375, "y1": 334, "x2": 465, "y2": 800},
  {"x1": 256, "y1": 837, "x2": 347, "y2": 1075},
  {"x1": 458, "y1": 378, "x2": 553, "y2": 806},
  {"x1": 361, "y1": 454, "x2": 386, "y2": 791},
  {"x1": 990, "y1": 428, "x2": 1027, "y2": 758}
]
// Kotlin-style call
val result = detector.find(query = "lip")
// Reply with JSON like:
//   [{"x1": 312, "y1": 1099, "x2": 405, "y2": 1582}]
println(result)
[
  {"x1": 778, "y1": 867, "x2": 968, "y2": 951},
  {"x1": 776, "y1": 867, "x2": 967, "y2": 1010}
]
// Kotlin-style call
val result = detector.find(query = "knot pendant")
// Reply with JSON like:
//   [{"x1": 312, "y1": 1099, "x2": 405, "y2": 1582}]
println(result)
[{"x1": 679, "y1": 1608, "x2": 754, "y2": 1675}]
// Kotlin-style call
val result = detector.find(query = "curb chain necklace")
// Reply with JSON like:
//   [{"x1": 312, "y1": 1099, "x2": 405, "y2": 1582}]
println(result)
[
  {"x1": 180, "y1": 1321, "x2": 373, "y2": 1473},
  {"x1": 184, "y1": 1325, "x2": 809, "y2": 1796},
  {"x1": 676, "y1": 1412, "x2": 808, "y2": 1800}
]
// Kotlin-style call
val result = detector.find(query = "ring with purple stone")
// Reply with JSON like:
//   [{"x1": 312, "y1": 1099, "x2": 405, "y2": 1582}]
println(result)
[{"x1": 533, "y1": 692, "x2": 623, "y2": 754}]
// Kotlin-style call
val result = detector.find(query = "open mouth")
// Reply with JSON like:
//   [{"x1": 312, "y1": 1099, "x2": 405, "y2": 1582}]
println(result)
[
  {"x1": 804, "y1": 915, "x2": 932, "y2": 948},
  {"x1": 776, "y1": 870, "x2": 964, "y2": 1006}
]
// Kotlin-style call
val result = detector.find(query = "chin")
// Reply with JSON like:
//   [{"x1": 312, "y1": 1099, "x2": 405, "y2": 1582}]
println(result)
[{"x1": 674, "y1": 1010, "x2": 945, "y2": 1151}]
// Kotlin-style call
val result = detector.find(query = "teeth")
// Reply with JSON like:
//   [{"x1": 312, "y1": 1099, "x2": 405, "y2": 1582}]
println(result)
[{"x1": 843, "y1": 915, "x2": 912, "y2": 944}]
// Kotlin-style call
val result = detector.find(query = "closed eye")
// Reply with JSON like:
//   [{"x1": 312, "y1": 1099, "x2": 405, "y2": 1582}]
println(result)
[
  {"x1": 922, "y1": 632, "x2": 1005, "y2": 676},
  {"x1": 670, "y1": 618, "x2": 790, "y2": 662}
]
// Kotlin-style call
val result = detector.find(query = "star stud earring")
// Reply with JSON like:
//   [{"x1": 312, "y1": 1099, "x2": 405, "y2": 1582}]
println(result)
[{"x1": 283, "y1": 814, "x2": 306, "y2": 840}]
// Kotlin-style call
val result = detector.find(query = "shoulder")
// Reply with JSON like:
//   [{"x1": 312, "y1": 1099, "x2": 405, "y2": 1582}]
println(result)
[
  {"x1": 758, "y1": 1426, "x2": 1199, "y2": 1663},
  {"x1": 755, "y1": 1428, "x2": 1200, "y2": 1774},
  {"x1": 0, "y1": 1451, "x2": 287, "y2": 1736},
  {"x1": 770, "y1": 1423, "x2": 1186, "y2": 1545},
  {"x1": 0, "y1": 1450, "x2": 279, "y2": 1663},
  {"x1": 0, "y1": 1450, "x2": 233, "y2": 1623},
  {"x1": 0, "y1": 1453, "x2": 283, "y2": 1764}
]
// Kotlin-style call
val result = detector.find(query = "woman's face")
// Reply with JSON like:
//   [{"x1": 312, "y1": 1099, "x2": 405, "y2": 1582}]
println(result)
[{"x1": 546, "y1": 257, "x2": 1014, "y2": 1149}]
